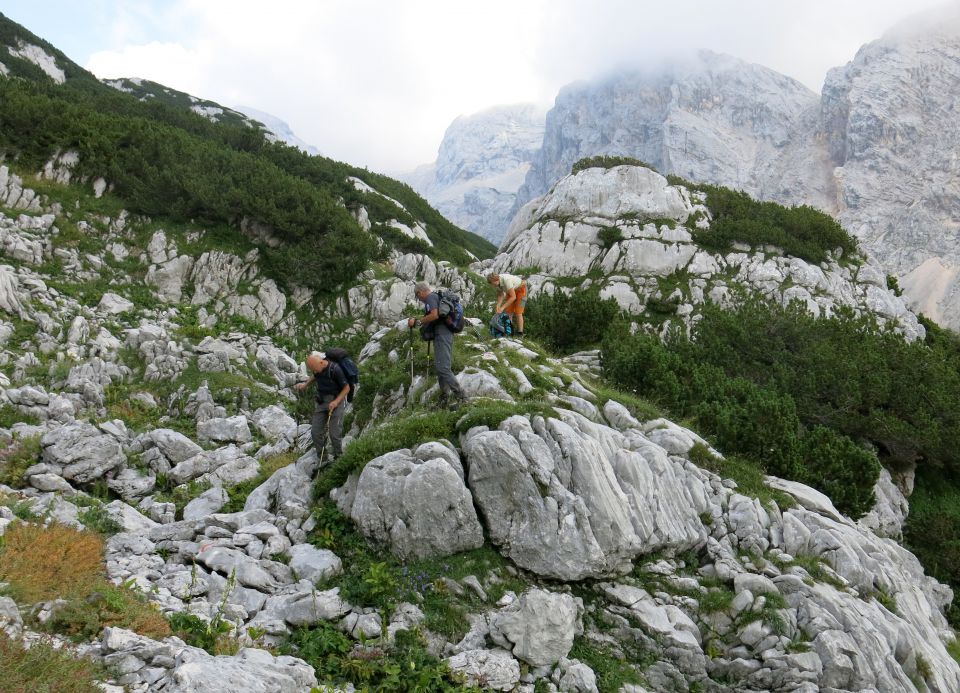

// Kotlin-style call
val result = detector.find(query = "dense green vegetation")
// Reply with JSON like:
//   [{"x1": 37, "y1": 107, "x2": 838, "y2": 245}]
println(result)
[
  {"x1": 525, "y1": 287, "x2": 622, "y2": 354},
  {"x1": 572, "y1": 155, "x2": 656, "y2": 174},
  {"x1": 665, "y1": 177, "x2": 859, "y2": 264},
  {"x1": 0, "y1": 14, "x2": 494, "y2": 293},
  {"x1": 906, "y1": 469, "x2": 960, "y2": 626},
  {"x1": 601, "y1": 298, "x2": 960, "y2": 518}
]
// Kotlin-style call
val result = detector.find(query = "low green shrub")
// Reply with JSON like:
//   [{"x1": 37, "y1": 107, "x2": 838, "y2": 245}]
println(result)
[
  {"x1": 525, "y1": 288, "x2": 622, "y2": 354},
  {"x1": 571, "y1": 156, "x2": 656, "y2": 174},
  {"x1": 283, "y1": 626, "x2": 473, "y2": 692},
  {"x1": 78, "y1": 504, "x2": 124, "y2": 536},
  {"x1": 597, "y1": 225, "x2": 624, "y2": 249},
  {"x1": 689, "y1": 184, "x2": 859, "y2": 264},
  {"x1": 168, "y1": 612, "x2": 234, "y2": 654}
]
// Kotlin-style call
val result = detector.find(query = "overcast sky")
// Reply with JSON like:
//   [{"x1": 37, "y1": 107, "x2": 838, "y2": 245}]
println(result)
[{"x1": 3, "y1": 0, "x2": 951, "y2": 173}]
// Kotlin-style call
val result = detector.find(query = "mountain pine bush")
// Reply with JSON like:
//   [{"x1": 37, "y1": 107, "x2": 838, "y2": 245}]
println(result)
[
  {"x1": 599, "y1": 294, "x2": 960, "y2": 517},
  {"x1": 525, "y1": 287, "x2": 621, "y2": 354}
]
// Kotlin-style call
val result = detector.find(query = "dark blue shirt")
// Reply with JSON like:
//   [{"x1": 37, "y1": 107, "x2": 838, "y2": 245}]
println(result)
[{"x1": 314, "y1": 362, "x2": 347, "y2": 397}]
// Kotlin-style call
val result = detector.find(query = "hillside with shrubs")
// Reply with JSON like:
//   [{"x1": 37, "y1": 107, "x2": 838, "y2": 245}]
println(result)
[{"x1": 0, "y1": 14, "x2": 959, "y2": 693}]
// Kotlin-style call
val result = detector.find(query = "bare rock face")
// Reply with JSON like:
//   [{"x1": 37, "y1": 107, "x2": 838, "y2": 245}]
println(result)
[
  {"x1": 818, "y1": 6, "x2": 960, "y2": 329},
  {"x1": 514, "y1": 51, "x2": 818, "y2": 223},
  {"x1": 402, "y1": 104, "x2": 547, "y2": 244}
]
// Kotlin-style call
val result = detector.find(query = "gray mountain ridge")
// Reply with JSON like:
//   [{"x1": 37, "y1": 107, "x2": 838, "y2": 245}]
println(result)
[{"x1": 410, "y1": 6, "x2": 960, "y2": 329}]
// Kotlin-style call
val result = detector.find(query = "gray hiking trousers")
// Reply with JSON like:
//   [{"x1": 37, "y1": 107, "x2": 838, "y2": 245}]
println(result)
[
  {"x1": 312, "y1": 394, "x2": 345, "y2": 459},
  {"x1": 433, "y1": 324, "x2": 464, "y2": 398}
]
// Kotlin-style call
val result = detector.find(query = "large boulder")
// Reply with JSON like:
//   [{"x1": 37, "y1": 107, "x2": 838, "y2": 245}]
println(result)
[
  {"x1": 463, "y1": 411, "x2": 708, "y2": 579},
  {"x1": 489, "y1": 588, "x2": 583, "y2": 667},
  {"x1": 163, "y1": 646, "x2": 317, "y2": 692},
  {"x1": 41, "y1": 421, "x2": 126, "y2": 483},
  {"x1": 345, "y1": 445, "x2": 483, "y2": 560}
]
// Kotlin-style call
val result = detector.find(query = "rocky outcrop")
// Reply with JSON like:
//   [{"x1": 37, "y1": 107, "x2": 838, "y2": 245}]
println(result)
[
  {"x1": 489, "y1": 164, "x2": 924, "y2": 340},
  {"x1": 338, "y1": 444, "x2": 484, "y2": 560}
]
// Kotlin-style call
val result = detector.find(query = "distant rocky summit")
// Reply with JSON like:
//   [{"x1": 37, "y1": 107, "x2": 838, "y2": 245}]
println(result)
[
  {"x1": 402, "y1": 104, "x2": 546, "y2": 244},
  {"x1": 818, "y1": 6, "x2": 960, "y2": 328},
  {"x1": 423, "y1": 7, "x2": 960, "y2": 330}
]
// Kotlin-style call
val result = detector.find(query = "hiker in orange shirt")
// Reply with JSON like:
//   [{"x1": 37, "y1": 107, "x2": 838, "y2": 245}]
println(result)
[{"x1": 488, "y1": 272, "x2": 527, "y2": 338}]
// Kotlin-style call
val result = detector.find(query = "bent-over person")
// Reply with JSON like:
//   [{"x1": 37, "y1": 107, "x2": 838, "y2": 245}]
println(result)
[
  {"x1": 295, "y1": 351, "x2": 350, "y2": 463},
  {"x1": 488, "y1": 272, "x2": 527, "y2": 337}
]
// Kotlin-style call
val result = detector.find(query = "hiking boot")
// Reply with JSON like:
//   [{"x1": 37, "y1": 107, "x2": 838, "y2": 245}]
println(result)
[{"x1": 516, "y1": 331, "x2": 525, "y2": 338}]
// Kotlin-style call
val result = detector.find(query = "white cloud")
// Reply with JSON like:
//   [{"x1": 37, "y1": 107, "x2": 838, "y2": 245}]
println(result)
[{"x1": 84, "y1": 0, "x2": 950, "y2": 172}]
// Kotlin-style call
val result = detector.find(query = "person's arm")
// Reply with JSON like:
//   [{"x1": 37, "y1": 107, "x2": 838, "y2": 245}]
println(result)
[
  {"x1": 294, "y1": 374, "x2": 315, "y2": 392},
  {"x1": 408, "y1": 308, "x2": 440, "y2": 327},
  {"x1": 328, "y1": 382, "x2": 351, "y2": 410},
  {"x1": 496, "y1": 288, "x2": 516, "y2": 313}
]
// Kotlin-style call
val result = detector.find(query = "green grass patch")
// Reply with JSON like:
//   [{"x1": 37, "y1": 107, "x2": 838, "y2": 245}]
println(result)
[
  {"x1": 315, "y1": 409, "x2": 458, "y2": 499},
  {"x1": 0, "y1": 631, "x2": 107, "y2": 693},
  {"x1": 568, "y1": 638, "x2": 646, "y2": 691},
  {"x1": 0, "y1": 435, "x2": 41, "y2": 488},
  {"x1": 687, "y1": 444, "x2": 796, "y2": 511},
  {"x1": 0, "y1": 405, "x2": 41, "y2": 430},
  {"x1": 454, "y1": 399, "x2": 558, "y2": 433},
  {"x1": 572, "y1": 156, "x2": 656, "y2": 175}
]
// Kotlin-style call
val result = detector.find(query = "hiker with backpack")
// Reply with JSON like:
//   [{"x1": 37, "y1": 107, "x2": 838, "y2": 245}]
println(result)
[
  {"x1": 408, "y1": 281, "x2": 466, "y2": 407},
  {"x1": 295, "y1": 351, "x2": 351, "y2": 463},
  {"x1": 488, "y1": 272, "x2": 527, "y2": 338}
]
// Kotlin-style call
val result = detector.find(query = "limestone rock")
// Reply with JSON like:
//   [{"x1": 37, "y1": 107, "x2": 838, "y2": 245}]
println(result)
[
  {"x1": 41, "y1": 421, "x2": 126, "y2": 483},
  {"x1": 347, "y1": 448, "x2": 483, "y2": 560},
  {"x1": 489, "y1": 588, "x2": 583, "y2": 667},
  {"x1": 446, "y1": 648, "x2": 521, "y2": 691}
]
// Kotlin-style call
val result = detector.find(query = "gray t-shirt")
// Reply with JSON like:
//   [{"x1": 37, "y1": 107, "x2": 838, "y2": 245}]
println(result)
[{"x1": 423, "y1": 292, "x2": 440, "y2": 314}]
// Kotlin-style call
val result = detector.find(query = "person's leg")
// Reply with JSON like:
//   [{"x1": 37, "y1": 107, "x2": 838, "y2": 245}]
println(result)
[
  {"x1": 328, "y1": 401, "x2": 346, "y2": 458},
  {"x1": 433, "y1": 327, "x2": 464, "y2": 398},
  {"x1": 514, "y1": 283, "x2": 527, "y2": 335},
  {"x1": 311, "y1": 400, "x2": 330, "y2": 457}
]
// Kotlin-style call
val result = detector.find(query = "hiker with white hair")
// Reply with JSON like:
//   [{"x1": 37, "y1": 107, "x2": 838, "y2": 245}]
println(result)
[
  {"x1": 408, "y1": 281, "x2": 466, "y2": 407},
  {"x1": 295, "y1": 351, "x2": 350, "y2": 463}
]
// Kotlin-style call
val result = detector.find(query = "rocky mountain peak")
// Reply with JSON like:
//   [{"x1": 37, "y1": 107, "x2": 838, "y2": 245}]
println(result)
[
  {"x1": 819, "y1": 5, "x2": 960, "y2": 327},
  {"x1": 518, "y1": 52, "x2": 818, "y2": 213},
  {"x1": 401, "y1": 103, "x2": 546, "y2": 245}
]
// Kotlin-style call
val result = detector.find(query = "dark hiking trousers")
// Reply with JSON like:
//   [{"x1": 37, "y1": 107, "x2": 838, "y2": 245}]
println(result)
[
  {"x1": 312, "y1": 394, "x2": 345, "y2": 460},
  {"x1": 433, "y1": 324, "x2": 464, "y2": 398}
]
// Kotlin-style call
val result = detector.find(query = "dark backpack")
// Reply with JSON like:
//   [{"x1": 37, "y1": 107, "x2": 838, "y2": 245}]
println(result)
[
  {"x1": 489, "y1": 312, "x2": 513, "y2": 338},
  {"x1": 437, "y1": 290, "x2": 465, "y2": 333},
  {"x1": 324, "y1": 347, "x2": 359, "y2": 402}
]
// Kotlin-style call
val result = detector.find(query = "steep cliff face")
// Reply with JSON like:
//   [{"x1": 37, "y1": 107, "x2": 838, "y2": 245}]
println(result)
[
  {"x1": 515, "y1": 52, "x2": 819, "y2": 217},
  {"x1": 403, "y1": 104, "x2": 546, "y2": 244},
  {"x1": 820, "y1": 6, "x2": 960, "y2": 327}
]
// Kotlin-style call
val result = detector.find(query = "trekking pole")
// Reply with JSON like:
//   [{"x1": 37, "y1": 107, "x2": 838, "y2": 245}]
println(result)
[{"x1": 426, "y1": 339, "x2": 432, "y2": 379}]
